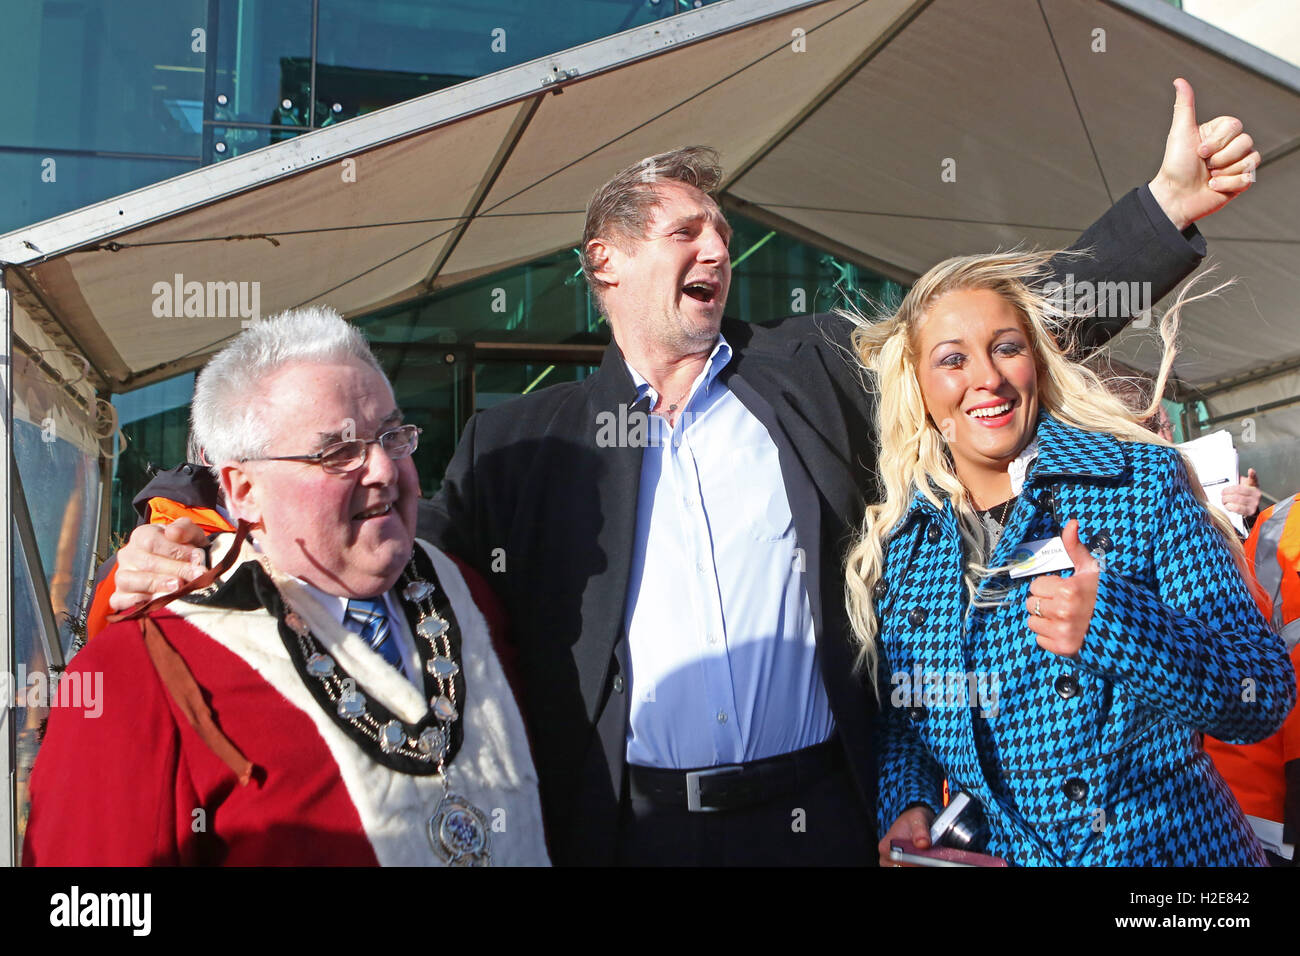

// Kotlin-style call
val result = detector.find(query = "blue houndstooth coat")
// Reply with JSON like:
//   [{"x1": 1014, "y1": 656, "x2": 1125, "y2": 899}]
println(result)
[{"x1": 874, "y1": 414, "x2": 1296, "y2": 866}]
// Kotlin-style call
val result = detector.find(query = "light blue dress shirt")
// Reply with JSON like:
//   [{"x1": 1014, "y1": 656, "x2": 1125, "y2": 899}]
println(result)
[{"x1": 622, "y1": 335, "x2": 835, "y2": 769}]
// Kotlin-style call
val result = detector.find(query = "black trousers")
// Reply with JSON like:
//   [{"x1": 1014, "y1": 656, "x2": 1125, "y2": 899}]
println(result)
[{"x1": 614, "y1": 763, "x2": 876, "y2": 866}]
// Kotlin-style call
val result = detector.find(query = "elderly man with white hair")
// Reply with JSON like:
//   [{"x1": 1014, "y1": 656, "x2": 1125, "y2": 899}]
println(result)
[{"x1": 24, "y1": 307, "x2": 549, "y2": 867}]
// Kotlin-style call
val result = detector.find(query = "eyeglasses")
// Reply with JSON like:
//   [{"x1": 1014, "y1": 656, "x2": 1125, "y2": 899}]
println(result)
[{"x1": 246, "y1": 424, "x2": 422, "y2": 475}]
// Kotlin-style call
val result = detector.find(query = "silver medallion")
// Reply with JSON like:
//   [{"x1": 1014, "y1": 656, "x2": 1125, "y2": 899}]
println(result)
[
  {"x1": 428, "y1": 793, "x2": 491, "y2": 866},
  {"x1": 306, "y1": 653, "x2": 335, "y2": 678},
  {"x1": 417, "y1": 617, "x2": 449, "y2": 640},
  {"x1": 403, "y1": 580, "x2": 435, "y2": 603},
  {"x1": 379, "y1": 719, "x2": 406, "y2": 754},
  {"x1": 337, "y1": 691, "x2": 367, "y2": 719},
  {"x1": 285, "y1": 611, "x2": 311, "y2": 636},
  {"x1": 426, "y1": 655, "x2": 460, "y2": 679},
  {"x1": 417, "y1": 726, "x2": 446, "y2": 757},
  {"x1": 432, "y1": 695, "x2": 458, "y2": 722}
]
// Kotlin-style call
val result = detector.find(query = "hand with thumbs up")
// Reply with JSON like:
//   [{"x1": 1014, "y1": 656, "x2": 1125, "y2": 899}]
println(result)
[
  {"x1": 1026, "y1": 519, "x2": 1101, "y2": 658},
  {"x1": 1148, "y1": 77, "x2": 1260, "y2": 231}
]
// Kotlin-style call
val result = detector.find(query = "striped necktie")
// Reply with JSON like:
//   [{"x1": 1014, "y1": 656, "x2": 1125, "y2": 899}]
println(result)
[{"x1": 344, "y1": 597, "x2": 405, "y2": 675}]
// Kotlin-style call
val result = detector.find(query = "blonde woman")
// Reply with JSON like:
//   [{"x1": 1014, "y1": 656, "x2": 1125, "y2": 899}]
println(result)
[{"x1": 844, "y1": 252, "x2": 1294, "y2": 866}]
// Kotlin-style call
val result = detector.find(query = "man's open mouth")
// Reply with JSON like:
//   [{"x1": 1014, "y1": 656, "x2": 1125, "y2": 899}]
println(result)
[
  {"x1": 352, "y1": 503, "x2": 393, "y2": 521},
  {"x1": 682, "y1": 280, "x2": 718, "y2": 303}
]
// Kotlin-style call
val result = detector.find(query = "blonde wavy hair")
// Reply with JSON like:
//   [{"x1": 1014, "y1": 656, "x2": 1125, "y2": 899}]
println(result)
[{"x1": 841, "y1": 249, "x2": 1244, "y2": 682}]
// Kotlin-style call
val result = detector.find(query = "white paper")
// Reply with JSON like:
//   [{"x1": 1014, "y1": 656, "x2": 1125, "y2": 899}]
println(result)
[{"x1": 1177, "y1": 430, "x2": 1247, "y2": 536}]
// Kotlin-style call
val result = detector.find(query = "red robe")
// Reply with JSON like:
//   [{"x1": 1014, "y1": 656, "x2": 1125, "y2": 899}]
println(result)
[{"x1": 24, "y1": 540, "x2": 549, "y2": 866}]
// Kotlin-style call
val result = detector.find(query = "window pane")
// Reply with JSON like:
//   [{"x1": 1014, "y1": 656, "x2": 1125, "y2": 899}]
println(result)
[
  {"x1": 213, "y1": 0, "x2": 314, "y2": 128},
  {"x1": 0, "y1": 0, "x2": 206, "y2": 156},
  {"x1": 0, "y1": 150, "x2": 199, "y2": 233},
  {"x1": 110, "y1": 373, "x2": 197, "y2": 544},
  {"x1": 474, "y1": 361, "x2": 599, "y2": 413},
  {"x1": 368, "y1": 344, "x2": 467, "y2": 500}
]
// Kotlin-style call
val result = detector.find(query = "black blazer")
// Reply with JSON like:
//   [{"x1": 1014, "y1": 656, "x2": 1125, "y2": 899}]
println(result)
[{"x1": 420, "y1": 186, "x2": 1206, "y2": 865}]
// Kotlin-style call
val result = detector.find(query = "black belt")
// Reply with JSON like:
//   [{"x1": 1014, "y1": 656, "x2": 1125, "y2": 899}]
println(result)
[{"x1": 627, "y1": 738, "x2": 844, "y2": 813}]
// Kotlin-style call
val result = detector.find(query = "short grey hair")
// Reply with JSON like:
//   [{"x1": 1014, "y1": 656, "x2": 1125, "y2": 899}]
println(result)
[
  {"x1": 191, "y1": 306, "x2": 386, "y2": 473},
  {"x1": 581, "y1": 146, "x2": 724, "y2": 315}
]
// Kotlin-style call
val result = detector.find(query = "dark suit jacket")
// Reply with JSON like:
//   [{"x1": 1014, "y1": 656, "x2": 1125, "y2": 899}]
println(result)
[{"x1": 420, "y1": 186, "x2": 1207, "y2": 865}]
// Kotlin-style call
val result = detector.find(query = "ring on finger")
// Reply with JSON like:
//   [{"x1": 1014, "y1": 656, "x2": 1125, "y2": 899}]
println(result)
[{"x1": 1033, "y1": 598, "x2": 1043, "y2": 617}]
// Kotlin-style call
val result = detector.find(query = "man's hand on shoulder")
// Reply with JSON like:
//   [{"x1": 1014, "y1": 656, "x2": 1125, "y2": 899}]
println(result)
[
  {"x1": 1148, "y1": 77, "x2": 1259, "y2": 231},
  {"x1": 109, "y1": 518, "x2": 210, "y2": 611}
]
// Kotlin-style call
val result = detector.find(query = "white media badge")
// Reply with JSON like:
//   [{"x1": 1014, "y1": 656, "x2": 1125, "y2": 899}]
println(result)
[{"x1": 1008, "y1": 536, "x2": 1075, "y2": 579}]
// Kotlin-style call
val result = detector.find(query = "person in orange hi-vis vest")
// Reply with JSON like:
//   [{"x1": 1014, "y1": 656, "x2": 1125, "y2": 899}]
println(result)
[{"x1": 1205, "y1": 491, "x2": 1300, "y2": 866}]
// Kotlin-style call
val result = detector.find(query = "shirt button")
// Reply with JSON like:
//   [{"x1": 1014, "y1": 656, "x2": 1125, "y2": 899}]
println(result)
[
  {"x1": 696, "y1": 560, "x2": 706, "y2": 573},
  {"x1": 1062, "y1": 777, "x2": 1088, "y2": 803},
  {"x1": 927, "y1": 525, "x2": 942, "y2": 544},
  {"x1": 716, "y1": 710, "x2": 728, "y2": 724},
  {"x1": 707, "y1": 632, "x2": 721, "y2": 645},
  {"x1": 908, "y1": 608, "x2": 928, "y2": 627},
  {"x1": 1054, "y1": 674, "x2": 1080, "y2": 699},
  {"x1": 612, "y1": 675, "x2": 625, "y2": 694}
]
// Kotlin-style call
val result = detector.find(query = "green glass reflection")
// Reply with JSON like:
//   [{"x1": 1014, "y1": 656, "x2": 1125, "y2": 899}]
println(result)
[
  {"x1": 727, "y1": 212, "x2": 905, "y2": 321},
  {"x1": 475, "y1": 361, "x2": 598, "y2": 412},
  {"x1": 355, "y1": 247, "x2": 609, "y2": 347}
]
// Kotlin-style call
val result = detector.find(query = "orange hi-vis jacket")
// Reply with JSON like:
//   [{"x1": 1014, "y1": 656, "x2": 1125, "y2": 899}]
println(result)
[
  {"x1": 1205, "y1": 493, "x2": 1300, "y2": 844},
  {"x1": 85, "y1": 464, "x2": 234, "y2": 641}
]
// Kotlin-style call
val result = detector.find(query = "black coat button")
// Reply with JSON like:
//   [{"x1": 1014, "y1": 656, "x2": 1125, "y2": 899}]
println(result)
[
  {"x1": 612, "y1": 675, "x2": 624, "y2": 694},
  {"x1": 908, "y1": 608, "x2": 927, "y2": 627},
  {"x1": 1088, "y1": 532, "x2": 1113, "y2": 553},
  {"x1": 873, "y1": 580, "x2": 889, "y2": 600},
  {"x1": 907, "y1": 705, "x2": 927, "y2": 722},
  {"x1": 927, "y1": 525, "x2": 942, "y2": 544},
  {"x1": 182, "y1": 464, "x2": 194, "y2": 475},
  {"x1": 1062, "y1": 777, "x2": 1088, "y2": 802},
  {"x1": 1054, "y1": 675, "x2": 1080, "y2": 699}
]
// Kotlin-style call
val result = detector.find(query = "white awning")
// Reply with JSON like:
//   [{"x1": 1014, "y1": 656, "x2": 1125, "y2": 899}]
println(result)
[{"x1": 2, "y1": 0, "x2": 1297, "y2": 474}]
